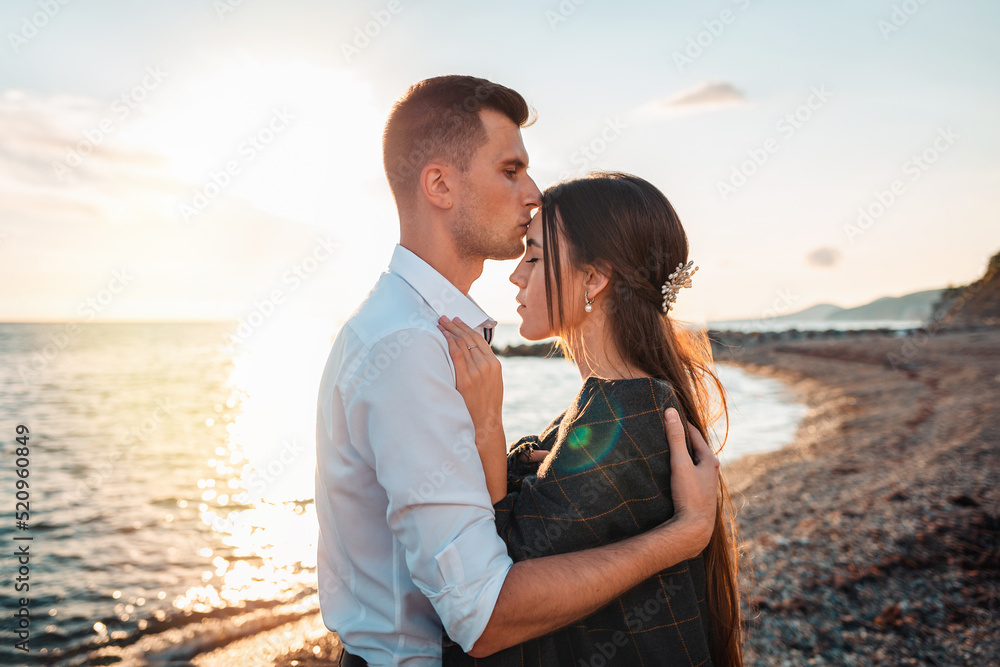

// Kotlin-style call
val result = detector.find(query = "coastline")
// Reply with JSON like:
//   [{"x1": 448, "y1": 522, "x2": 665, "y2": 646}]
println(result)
[{"x1": 188, "y1": 328, "x2": 998, "y2": 666}]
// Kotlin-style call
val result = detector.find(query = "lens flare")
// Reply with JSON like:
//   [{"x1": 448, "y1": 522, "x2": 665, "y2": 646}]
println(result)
[{"x1": 559, "y1": 393, "x2": 625, "y2": 472}]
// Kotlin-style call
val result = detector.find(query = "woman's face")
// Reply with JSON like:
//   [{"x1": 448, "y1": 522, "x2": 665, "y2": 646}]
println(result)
[{"x1": 509, "y1": 209, "x2": 585, "y2": 341}]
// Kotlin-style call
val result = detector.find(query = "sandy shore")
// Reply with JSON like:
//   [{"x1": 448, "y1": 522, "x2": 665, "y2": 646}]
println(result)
[
  {"x1": 190, "y1": 609, "x2": 343, "y2": 667},
  {"x1": 189, "y1": 328, "x2": 999, "y2": 666}
]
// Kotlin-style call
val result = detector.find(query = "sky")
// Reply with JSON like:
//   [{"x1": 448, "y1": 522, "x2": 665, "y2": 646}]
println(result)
[{"x1": 1, "y1": 0, "x2": 998, "y2": 325}]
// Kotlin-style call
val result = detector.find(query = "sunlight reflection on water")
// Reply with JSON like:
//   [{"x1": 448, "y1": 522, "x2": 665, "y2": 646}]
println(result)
[{"x1": 175, "y1": 318, "x2": 336, "y2": 614}]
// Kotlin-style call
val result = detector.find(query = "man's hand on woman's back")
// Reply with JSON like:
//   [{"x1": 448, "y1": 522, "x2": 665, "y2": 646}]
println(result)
[{"x1": 662, "y1": 407, "x2": 721, "y2": 559}]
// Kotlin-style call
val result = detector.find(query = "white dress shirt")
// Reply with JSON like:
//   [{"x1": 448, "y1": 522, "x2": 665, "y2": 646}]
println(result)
[{"x1": 315, "y1": 244, "x2": 512, "y2": 665}]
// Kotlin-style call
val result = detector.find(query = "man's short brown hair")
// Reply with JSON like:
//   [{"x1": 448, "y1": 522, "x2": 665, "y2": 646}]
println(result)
[{"x1": 382, "y1": 75, "x2": 533, "y2": 204}]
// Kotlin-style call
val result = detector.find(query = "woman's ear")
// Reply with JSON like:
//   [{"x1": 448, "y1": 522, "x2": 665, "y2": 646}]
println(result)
[{"x1": 582, "y1": 263, "x2": 611, "y2": 300}]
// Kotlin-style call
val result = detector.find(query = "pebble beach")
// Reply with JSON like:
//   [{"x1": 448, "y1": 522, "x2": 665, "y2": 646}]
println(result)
[{"x1": 725, "y1": 328, "x2": 999, "y2": 666}]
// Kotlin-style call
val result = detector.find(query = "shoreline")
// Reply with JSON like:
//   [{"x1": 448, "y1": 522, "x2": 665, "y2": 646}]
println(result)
[
  {"x1": 188, "y1": 328, "x2": 997, "y2": 666},
  {"x1": 715, "y1": 360, "x2": 844, "y2": 499}
]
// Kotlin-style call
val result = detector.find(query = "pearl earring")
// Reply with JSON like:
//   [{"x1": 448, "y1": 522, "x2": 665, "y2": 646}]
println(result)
[{"x1": 584, "y1": 291, "x2": 594, "y2": 313}]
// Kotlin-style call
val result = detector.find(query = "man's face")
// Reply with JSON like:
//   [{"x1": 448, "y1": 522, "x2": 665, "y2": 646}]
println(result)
[{"x1": 450, "y1": 108, "x2": 542, "y2": 261}]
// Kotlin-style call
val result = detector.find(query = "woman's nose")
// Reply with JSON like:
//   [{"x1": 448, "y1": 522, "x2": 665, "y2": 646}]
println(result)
[{"x1": 509, "y1": 265, "x2": 525, "y2": 288}]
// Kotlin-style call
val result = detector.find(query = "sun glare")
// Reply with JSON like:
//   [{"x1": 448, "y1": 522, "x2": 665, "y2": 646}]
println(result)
[{"x1": 126, "y1": 58, "x2": 385, "y2": 229}]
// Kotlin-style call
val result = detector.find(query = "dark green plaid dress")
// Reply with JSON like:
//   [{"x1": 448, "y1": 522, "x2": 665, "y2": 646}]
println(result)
[{"x1": 443, "y1": 376, "x2": 714, "y2": 666}]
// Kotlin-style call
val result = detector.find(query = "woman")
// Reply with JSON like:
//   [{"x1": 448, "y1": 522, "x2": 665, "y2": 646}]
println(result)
[{"x1": 438, "y1": 172, "x2": 744, "y2": 666}]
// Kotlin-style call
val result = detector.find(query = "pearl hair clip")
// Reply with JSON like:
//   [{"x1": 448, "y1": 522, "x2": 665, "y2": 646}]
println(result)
[{"x1": 661, "y1": 260, "x2": 698, "y2": 313}]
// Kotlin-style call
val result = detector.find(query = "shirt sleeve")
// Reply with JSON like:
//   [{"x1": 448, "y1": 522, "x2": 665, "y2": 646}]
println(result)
[
  {"x1": 492, "y1": 379, "x2": 686, "y2": 563},
  {"x1": 345, "y1": 328, "x2": 513, "y2": 652}
]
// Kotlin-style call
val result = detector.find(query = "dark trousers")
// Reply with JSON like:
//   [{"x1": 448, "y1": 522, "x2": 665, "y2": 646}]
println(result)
[{"x1": 339, "y1": 650, "x2": 368, "y2": 667}]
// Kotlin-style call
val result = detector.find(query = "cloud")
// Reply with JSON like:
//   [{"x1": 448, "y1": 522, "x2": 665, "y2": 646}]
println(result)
[
  {"x1": 630, "y1": 81, "x2": 745, "y2": 120},
  {"x1": 806, "y1": 246, "x2": 842, "y2": 268},
  {"x1": 662, "y1": 81, "x2": 745, "y2": 108}
]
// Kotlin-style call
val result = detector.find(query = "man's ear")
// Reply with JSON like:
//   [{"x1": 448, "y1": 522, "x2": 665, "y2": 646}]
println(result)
[{"x1": 420, "y1": 162, "x2": 453, "y2": 211}]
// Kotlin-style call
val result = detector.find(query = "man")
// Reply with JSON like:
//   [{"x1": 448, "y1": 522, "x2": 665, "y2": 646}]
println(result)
[{"x1": 315, "y1": 75, "x2": 721, "y2": 666}]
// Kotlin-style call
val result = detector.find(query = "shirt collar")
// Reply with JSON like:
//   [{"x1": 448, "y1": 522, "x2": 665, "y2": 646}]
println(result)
[{"x1": 388, "y1": 244, "x2": 497, "y2": 340}]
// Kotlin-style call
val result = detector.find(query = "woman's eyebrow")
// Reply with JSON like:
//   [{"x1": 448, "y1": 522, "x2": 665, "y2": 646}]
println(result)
[{"x1": 526, "y1": 238, "x2": 542, "y2": 249}]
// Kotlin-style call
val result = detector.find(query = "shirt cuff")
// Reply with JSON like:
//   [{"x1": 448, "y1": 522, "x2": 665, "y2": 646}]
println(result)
[{"x1": 423, "y1": 518, "x2": 513, "y2": 653}]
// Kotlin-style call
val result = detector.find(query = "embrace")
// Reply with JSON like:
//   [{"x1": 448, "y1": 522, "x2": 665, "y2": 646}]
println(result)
[{"x1": 315, "y1": 75, "x2": 744, "y2": 666}]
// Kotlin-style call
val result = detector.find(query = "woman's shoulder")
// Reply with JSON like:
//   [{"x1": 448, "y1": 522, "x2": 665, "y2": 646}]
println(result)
[
  {"x1": 539, "y1": 375, "x2": 677, "y2": 477},
  {"x1": 571, "y1": 375, "x2": 679, "y2": 441},
  {"x1": 575, "y1": 375, "x2": 678, "y2": 417}
]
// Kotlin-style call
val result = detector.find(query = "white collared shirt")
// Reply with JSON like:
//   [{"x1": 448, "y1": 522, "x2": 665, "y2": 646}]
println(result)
[{"x1": 315, "y1": 244, "x2": 511, "y2": 665}]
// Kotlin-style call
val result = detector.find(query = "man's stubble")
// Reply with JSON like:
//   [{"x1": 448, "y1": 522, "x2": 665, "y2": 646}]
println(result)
[{"x1": 451, "y1": 190, "x2": 524, "y2": 263}]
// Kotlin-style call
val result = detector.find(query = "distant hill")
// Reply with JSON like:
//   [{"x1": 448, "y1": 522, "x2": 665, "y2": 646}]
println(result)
[
  {"x1": 767, "y1": 289, "x2": 945, "y2": 324},
  {"x1": 829, "y1": 290, "x2": 946, "y2": 322},
  {"x1": 932, "y1": 250, "x2": 1000, "y2": 327},
  {"x1": 710, "y1": 254, "x2": 1000, "y2": 330}
]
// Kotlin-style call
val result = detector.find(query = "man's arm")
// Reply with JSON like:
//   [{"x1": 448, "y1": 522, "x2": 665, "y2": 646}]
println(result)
[
  {"x1": 355, "y1": 329, "x2": 515, "y2": 652},
  {"x1": 470, "y1": 409, "x2": 719, "y2": 657}
]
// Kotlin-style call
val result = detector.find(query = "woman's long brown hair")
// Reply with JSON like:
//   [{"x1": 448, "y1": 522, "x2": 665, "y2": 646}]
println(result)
[{"x1": 540, "y1": 172, "x2": 746, "y2": 666}]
